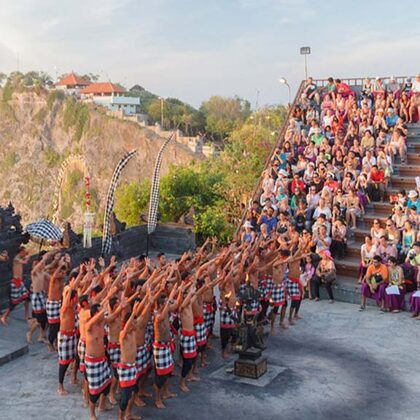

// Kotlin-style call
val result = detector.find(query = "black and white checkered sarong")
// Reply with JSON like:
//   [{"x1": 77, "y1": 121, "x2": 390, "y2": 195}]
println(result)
[
  {"x1": 10, "y1": 278, "x2": 29, "y2": 305},
  {"x1": 85, "y1": 356, "x2": 113, "y2": 395},
  {"x1": 180, "y1": 329, "x2": 197, "y2": 359},
  {"x1": 31, "y1": 292, "x2": 46, "y2": 314},
  {"x1": 203, "y1": 303, "x2": 216, "y2": 335},
  {"x1": 58, "y1": 331, "x2": 77, "y2": 365},
  {"x1": 136, "y1": 344, "x2": 152, "y2": 377},
  {"x1": 194, "y1": 317, "x2": 207, "y2": 347},
  {"x1": 270, "y1": 283, "x2": 286, "y2": 306},
  {"x1": 107, "y1": 342, "x2": 121, "y2": 368},
  {"x1": 78, "y1": 338, "x2": 86, "y2": 372},
  {"x1": 152, "y1": 341, "x2": 174, "y2": 376},
  {"x1": 46, "y1": 299, "x2": 61, "y2": 323},
  {"x1": 117, "y1": 362, "x2": 137, "y2": 388},
  {"x1": 286, "y1": 278, "x2": 301, "y2": 300},
  {"x1": 220, "y1": 306, "x2": 237, "y2": 329}
]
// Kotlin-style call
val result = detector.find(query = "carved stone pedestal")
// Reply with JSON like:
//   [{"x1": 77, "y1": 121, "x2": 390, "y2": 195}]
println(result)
[{"x1": 234, "y1": 347, "x2": 267, "y2": 379}]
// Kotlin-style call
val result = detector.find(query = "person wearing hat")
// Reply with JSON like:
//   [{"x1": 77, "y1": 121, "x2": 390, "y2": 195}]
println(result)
[
  {"x1": 241, "y1": 221, "x2": 256, "y2": 244},
  {"x1": 387, "y1": 76, "x2": 400, "y2": 97},
  {"x1": 407, "y1": 190, "x2": 419, "y2": 214},
  {"x1": 385, "y1": 107, "x2": 398, "y2": 127},
  {"x1": 373, "y1": 77, "x2": 385, "y2": 97},
  {"x1": 373, "y1": 108, "x2": 387, "y2": 132}
]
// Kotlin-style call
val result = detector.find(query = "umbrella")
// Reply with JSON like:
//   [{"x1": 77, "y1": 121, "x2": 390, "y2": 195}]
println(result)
[{"x1": 25, "y1": 219, "x2": 63, "y2": 245}]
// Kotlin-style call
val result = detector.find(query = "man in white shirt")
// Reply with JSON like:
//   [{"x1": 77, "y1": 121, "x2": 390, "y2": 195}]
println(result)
[{"x1": 313, "y1": 198, "x2": 332, "y2": 221}]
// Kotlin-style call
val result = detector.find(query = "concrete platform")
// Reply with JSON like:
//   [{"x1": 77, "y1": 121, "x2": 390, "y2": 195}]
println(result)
[
  {"x1": 0, "y1": 312, "x2": 29, "y2": 366},
  {"x1": 0, "y1": 300, "x2": 419, "y2": 420}
]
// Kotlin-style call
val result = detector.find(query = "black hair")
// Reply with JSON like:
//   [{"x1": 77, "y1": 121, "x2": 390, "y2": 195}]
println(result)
[
  {"x1": 388, "y1": 256, "x2": 397, "y2": 264},
  {"x1": 280, "y1": 249, "x2": 290, "y2": 257},
  {"x1": 109, "y1": 296, "x2": 119, "y2": 310},
  {"x1": 373, "y1": 255, "x2": 382, "y2": 262},
  {"x1": 92, "y1": 285, "x2": 102, "y2": 295},
  {"x1": 157, "y1": 252, "x2": 165, "y2": 258},
  {"x1": 90, "y1": 303, "x2": 101, "y2": 317},
  {"x1": 70, "y1": 289, "x2": 77, "y2": 300},
  {"x1": 157, "y1": 295, "x2": 166, "y2": 307},
  {"x1": 79, "y1": 294, "x2": 89, "y2": 307},
  {"x1": 138, "y1": 255, "x2": 146, "y2": 262},
  {"x1": 181, "y1": 271, "x2": 190, "y2": 281}
]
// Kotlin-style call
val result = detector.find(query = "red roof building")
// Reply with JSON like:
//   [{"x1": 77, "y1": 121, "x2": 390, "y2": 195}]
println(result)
[
  {"x1": 80, "y1": 82, "x2": 126, "y2": 96},
  {"x1": 56, "y1": 72, "x2": 91, "y2": 88}
]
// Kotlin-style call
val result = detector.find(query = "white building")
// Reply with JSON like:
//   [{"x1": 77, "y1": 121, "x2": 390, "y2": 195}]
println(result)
[{"x1": 81, "y1": 82, "x2": 140, "y2": 116}]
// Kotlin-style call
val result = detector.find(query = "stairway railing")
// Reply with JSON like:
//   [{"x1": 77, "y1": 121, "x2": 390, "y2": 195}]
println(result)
[{"x1": 235, "y1": 80, "x2": 305, "y2": 238}]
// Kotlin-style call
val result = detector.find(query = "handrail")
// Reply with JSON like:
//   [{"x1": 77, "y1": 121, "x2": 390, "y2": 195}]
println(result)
[
  {"x1": 235, "y1": 80, "x2": 305, "y2": 238},
  {"x1": 312, "y1": 76, "x2": 409, "y2": 87}
]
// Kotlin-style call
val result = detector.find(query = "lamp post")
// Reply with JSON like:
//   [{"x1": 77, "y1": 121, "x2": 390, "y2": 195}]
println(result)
[
  {"x1": 300, "y1": 46, "x2": 311, "y2": 80},
  {"x1": 159, "y1": 97, "x2": 164, "y2": 128},
  {"x1": 278, "y1": 77, "x2": 291, "y2": 107}
]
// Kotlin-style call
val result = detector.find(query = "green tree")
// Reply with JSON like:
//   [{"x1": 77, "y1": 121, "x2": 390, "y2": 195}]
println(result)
[
  {"x1": 114, "y1": 179, "x2": 151, "y2": 226},
  {"x1": 200, "y1": 95, "x2": 251, "y2": 140}
]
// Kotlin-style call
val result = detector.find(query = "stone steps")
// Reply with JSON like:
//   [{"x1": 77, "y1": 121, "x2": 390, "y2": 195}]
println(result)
[
  {"x1": 390, "y1": 175, "x2": 417, "y2": 190},
  {"x1": 394, "y1": 165, "x2": 419, "y2": 177}
]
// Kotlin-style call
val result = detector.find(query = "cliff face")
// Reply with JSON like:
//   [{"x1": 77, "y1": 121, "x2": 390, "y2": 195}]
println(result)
[{"x1": 0, "y1": 89, "x2": 201, "y2": 230}]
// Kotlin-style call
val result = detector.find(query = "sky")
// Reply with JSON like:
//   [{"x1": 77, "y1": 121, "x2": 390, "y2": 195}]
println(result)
[{"x1": 0, "y1": 0, "x2": 419, "y2": 108}]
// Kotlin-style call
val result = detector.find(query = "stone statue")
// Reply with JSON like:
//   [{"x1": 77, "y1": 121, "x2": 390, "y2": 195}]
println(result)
[{"x1": 233, "y1": 280, "x2": 266, "y2": 353}]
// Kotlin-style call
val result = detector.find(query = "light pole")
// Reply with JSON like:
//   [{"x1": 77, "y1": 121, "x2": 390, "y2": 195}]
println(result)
[
  {"x1": 159, "y1": 97, "x2": 164, "y2": 128},
  {"x1": 278, "y1": 77, "x2": 291, "y2": 107},
  {"x1": 300, "y1": 46, "x2": 311, "y2": 80}
]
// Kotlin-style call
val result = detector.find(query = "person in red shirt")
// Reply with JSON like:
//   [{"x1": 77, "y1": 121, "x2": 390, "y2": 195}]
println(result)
[
  {"x1": 291, "y1": 174, "x2": 305, "y2": 195},
  {"x1": 367, "y1": 165, "x2": 385, "y2": 202},
  {"x1": 334, "y1": 79, "x2": 355, "y2": 98}
]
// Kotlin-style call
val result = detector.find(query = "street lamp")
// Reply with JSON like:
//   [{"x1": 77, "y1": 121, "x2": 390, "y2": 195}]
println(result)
[
  {"x1": 278, "y1": 77, "x2": 291, "y2": 106},
  {"x1": 300, "y1": 46, "x2": 311, "y2": 81}
]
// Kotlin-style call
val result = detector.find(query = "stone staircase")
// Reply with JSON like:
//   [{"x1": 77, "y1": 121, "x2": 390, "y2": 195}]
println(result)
[{"x1": 331, "y1": 123, "x2": 420, "y2": 304}]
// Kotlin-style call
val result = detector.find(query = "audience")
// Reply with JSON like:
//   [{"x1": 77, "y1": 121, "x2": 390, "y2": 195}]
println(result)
[{"x1": 240, "y1": 75, "x2": 419, "y2": 313}]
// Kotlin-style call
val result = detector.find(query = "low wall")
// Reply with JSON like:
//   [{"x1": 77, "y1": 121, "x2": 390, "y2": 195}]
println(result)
[{"x1": 0, "y1": 223, "x2": 195, "y2": 310}]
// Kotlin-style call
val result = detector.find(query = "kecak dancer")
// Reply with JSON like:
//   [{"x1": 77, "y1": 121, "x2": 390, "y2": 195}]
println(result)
[
  {"x1": 27, "y1": 251, "x2": 57, "y2": 344},
  {"x1": 286, "y1": 247, "x2": 309, "y2": 324},
  {"x1": 84, "y1": 288, "x2": 117, "y2": 420},
  {"x1": 46, "y1": 255, "x2": 69, "y2": 351},
  {"x1": 1, "y1": 246, "x2": 30, "y2": 326},
  {"x1": 57, "y1": 269, "x2": 83, "y2": 395},
  {"x1": 117, "y1": 301, "x2": 142, "y2": 420},
  {"x1": 153, "y1": 272, "x2": 179, "y2": 409}
]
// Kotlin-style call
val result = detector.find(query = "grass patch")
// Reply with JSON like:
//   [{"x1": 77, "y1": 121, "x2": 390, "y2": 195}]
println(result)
[{"x1": 3, "y1": 151, "x2": 19, "y2": 169}]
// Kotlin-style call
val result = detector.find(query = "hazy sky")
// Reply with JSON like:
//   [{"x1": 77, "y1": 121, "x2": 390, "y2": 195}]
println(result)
[{"x1": 0, "y1": 0, "x2": 419, "y2": 107}]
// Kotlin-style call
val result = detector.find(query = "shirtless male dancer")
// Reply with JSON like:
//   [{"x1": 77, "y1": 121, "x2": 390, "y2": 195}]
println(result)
[
  {"x1": 1, "y1": 246, "x2": 30, "y2": 325},
  {"x1": 57, "y1": 271, "x2": 81, "y2": 395},
  {"x1": 107, "y1": 295, "x2": 128, "y2": 405},
  {"x1": 27, "y1": 251, "x2": 57, "y2": 344},
  {"x1": 85, "y1": 295, "x2": 115, "y2": 420},
  {"x1": 269, "y1": 250, "x2": 289, "y2": 335},
  {"x1": 47, "y1": 259, "x2": 66, "y2": 350},
  {"x1": 286, "y1": 248, "x2": 308, "y2": 324},
  {"x1": 178, "y1": 281, "x2": 198, "y2": 392},
  {"x1": 153, "y1": 280, "x2": 179, "y2": 409},
  {"x1": 133, "y1": 290, "x2": 154, "y2": 407},
  {"x1": 117, "y1": 302, "x2": 141, "y2": 420}
]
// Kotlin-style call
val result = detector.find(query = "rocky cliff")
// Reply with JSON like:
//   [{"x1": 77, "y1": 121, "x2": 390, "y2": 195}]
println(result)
[{"x1": 0, "y1": 89, "x2": 202, "y2": 231}]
